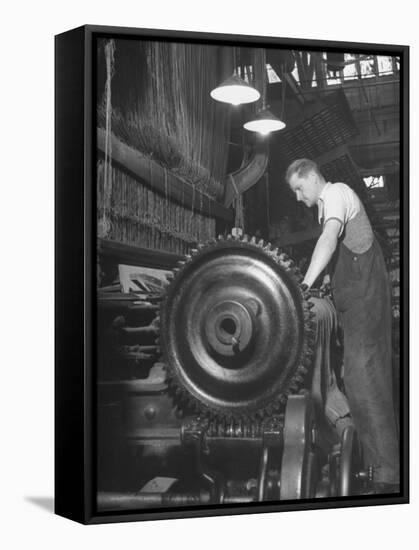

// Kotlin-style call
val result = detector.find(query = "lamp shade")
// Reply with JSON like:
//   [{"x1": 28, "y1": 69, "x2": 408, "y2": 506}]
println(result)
[
  {"x1": 243, "y1": 108, "x2": 286, "y2": 135},
  {"x1": 210, "y1": 74, "x2": 260, "y2": 106}
]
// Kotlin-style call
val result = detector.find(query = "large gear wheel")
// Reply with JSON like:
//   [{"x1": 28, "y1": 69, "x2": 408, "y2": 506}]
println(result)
[{"x1": 160, "y1": 234, "x2": 316, "y2": 420}]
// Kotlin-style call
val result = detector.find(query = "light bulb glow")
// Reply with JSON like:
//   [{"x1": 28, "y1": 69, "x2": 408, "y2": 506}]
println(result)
[
  {"x1": 243, "y1": 118, "x2": 286, "y2": 134},
  {"x1": 210, "y1": 84, "x2": 260, "y2": 105},
  {"x1": 210, "y1": 74, "x2": 260, "y2": 106}
]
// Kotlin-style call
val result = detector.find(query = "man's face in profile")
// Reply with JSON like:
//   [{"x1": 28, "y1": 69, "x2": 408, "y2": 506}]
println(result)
[{"x1": 288, "y1": 170, "x2": 320, "y2": 208}]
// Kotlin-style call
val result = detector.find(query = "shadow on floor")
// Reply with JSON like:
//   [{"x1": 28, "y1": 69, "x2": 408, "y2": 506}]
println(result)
[{"x1": 25, "y1": 496, "x2": 54, "y2": 514}]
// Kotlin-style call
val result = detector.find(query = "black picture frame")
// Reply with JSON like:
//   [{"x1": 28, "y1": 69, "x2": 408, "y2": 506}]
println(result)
[{"x1": 55, "y1": 24, "x2": 409, "y2": 524}]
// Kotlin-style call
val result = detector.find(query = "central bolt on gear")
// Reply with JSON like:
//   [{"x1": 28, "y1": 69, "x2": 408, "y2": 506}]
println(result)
[{"x1": 159, "y1": 234, "x2": 316, "y2": 421}]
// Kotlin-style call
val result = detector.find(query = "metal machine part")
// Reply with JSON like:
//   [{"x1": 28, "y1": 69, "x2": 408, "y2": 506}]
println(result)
[
  {"x1": 97, "y1": 234, "x2": 368, "y2": 509},
  {"x1": 98, "y1": 392, "x2": 322, "y2": 507},
  {"x1": 280, "y1": 392, "x2": 318, "y2": 499},
  {"x1": 337, "y1": 425, "x2": 372, "y2": 496},
  {"x1": 160, "y1": 234, "x2": 316, "y2": 420}
]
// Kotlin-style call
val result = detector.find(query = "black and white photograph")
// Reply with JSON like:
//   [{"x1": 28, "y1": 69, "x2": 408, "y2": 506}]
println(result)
[
  {"x1": 3, "y1": 0, "x2": 418, "y2": 546},
  {"x1": 91, "y1": 30, "x2": 407, "y2": 517}
]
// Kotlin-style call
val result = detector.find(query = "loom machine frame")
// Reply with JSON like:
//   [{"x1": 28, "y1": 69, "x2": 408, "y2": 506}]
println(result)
[{"x1": 96, "y1": 236, "x2": 370, "y2": 511}]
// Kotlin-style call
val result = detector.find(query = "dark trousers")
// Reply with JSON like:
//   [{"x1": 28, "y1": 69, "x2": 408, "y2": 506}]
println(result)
[
  {"x1": 331, "y1": 239, "x2": 399, "y2": 484},
  {"x1": 310, "y1": 297, "x2": 351, "y2": 432}
]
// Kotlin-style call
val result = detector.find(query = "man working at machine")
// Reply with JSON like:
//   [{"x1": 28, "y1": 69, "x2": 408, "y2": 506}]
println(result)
[{"x1": 286, "y1": 158, "x2": 399, "y2": 494}]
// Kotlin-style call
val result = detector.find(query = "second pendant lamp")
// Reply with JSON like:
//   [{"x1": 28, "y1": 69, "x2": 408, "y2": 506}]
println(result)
[
  {"x1": 243, "y1": 107, "x2": 286, "y2": 135},
  {"x1": 243, "y1": 49, "x2": 286, "y2": 136}
]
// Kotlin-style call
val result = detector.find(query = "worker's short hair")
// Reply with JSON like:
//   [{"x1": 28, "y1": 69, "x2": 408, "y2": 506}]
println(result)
[{"x1": 285, "y1": 158, "x2": 322, "y2": 184}]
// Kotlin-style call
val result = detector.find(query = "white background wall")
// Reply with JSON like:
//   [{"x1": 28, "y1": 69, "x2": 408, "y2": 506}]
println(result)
[{"x1": 1, "y1": 1, "x2": 416, "y2": 548}]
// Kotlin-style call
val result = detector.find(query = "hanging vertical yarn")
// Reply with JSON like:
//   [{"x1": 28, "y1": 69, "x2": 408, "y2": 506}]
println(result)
[
  {"x1": 97, "y1": 161, "x2": 215, "y2": 254},
  {"x1": 99, "y1": 40, "x2": 231, "y2": 200},
  {"x1": 98, "y1": 39, "x2": 116, "y2": 238},
  {"x1": 96, "y1": 39, "x2": 223, "y2": 252}
]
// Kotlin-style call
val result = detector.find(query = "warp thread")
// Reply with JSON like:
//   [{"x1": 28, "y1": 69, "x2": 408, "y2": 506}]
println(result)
[
  {"x1": 97, "y1": 161, "x2": 215, "y2": 254},
  {"x1": 98, "y1": 39, "x2": 115, "y2": 238}
]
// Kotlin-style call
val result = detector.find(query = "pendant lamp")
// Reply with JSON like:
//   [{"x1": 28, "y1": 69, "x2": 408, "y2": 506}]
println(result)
[
  {"x1": 243, "y1": 49, "x2": 286, "y2": 135},
  {"x1": 243, "y1": 107, "x2": 286, "y2": 135},
  {"x1": 210, "y1": 74, "x2": 260, "y2": 106},
  {"x1": 211, "y1": 47, "x2": 260, "y2": 106}
]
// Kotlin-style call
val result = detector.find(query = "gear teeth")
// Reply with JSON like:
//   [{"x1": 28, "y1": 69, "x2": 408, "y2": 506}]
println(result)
[
  {"x1": 197, "y1": 243, "x2": 205, "y2": 249},
  {"x1": 172, "y1": 267, "x2": 180, "y2": 274},
  {"x1": 272, "y1": 247, "x2": 279, "y2": 255},
  {"x1": 218, "y1": 234, "x2": 224, "y2": 240},
  {"x1": 242, "y1": 234, "x2": 249, "y2": 242},
  {"x1": 227, "y1": 234, "x2": 232, "y2": 240},
  {"x1": 257, "y1": 238, "x2": 265, "y2": 247},
  {"x1": 177, "y1": 260, "x2": 186, "y2": 268},
  {"x1": 190, "y1": 248, "x2": 198, "y2": 255},
  {"x1": 250, "y1": 236, "x2": 257, "y2": 244},
  {"x1": 264, "y1": 242, "x2": 272, "y2": 251},
  {"x1": 184, "y1": 254, "x2": 192, "y2": 261}
]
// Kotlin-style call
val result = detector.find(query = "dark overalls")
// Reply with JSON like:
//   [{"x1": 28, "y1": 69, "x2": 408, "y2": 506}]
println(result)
[{"x1": 330, "y1": 238, "x2": 399, "y2": 485}]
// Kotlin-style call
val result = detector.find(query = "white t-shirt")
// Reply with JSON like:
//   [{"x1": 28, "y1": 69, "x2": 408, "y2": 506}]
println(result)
[{"x1": 317, "y1": 182, "x2": 373, "y2": 253}]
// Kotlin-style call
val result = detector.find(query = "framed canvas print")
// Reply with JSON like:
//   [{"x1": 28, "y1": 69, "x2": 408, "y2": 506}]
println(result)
[{"x1": 55, "y1": 25, "x2": 409, "y2": 524}]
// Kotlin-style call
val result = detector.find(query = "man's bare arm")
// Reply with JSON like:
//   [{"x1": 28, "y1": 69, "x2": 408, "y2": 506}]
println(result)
[{"x1": 302, "y1": 219, "x2": 342, "y2": 288}]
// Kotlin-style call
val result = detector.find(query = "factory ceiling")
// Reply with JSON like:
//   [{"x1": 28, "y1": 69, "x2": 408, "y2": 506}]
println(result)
[{"x1": 246, "y1": 49, "x2": 400, "y2": 266}]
